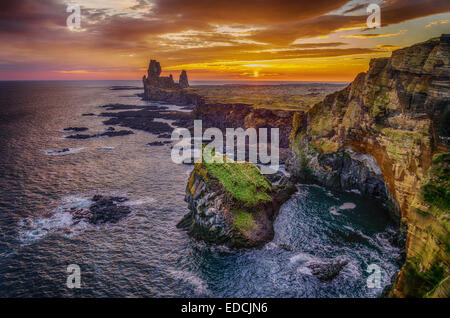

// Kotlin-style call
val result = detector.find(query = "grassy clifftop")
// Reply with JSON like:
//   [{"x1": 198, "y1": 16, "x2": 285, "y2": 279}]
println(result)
[{"x1": 182, "y1": 149, "x2": 295, "y2": 247}]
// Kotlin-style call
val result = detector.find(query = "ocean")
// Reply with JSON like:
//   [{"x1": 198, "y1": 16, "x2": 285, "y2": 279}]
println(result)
[{"x1": 0, "y1": 80, "x2": 400, "y2": 297}]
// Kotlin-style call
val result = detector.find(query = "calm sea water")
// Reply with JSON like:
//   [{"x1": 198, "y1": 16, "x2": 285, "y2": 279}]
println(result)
[{"x1": 0, "y1": 81, "x2": 400, "y2": 297}]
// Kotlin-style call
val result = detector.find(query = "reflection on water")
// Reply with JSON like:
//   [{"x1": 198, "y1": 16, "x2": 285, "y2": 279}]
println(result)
[{"x1": 0, "y1": 81, "x2": 400, "y2": 297}]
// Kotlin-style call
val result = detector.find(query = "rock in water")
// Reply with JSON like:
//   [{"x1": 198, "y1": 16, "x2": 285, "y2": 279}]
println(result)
[
  {"x1": 307, "y1": 257, "x2": 349, "y2": 281},
  {"x1": 177, "y1": 149, "x2": 296, "y2": 248},
  {"x1": 70, "y1": 195, "x2": 131, "y2": 225},
  {"x1": 179, "y1": 70, "x2": 189, "y2": 88}
]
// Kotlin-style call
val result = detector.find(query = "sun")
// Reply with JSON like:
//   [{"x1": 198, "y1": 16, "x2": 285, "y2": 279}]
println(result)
[{"x1": 253, "y1": 71, "x2": 259, "y2": 78}]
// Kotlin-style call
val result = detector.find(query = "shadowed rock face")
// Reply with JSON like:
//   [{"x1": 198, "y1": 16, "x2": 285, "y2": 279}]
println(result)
[{"x1": 287, "y1": 35, "x2": 450, "y2": 298}]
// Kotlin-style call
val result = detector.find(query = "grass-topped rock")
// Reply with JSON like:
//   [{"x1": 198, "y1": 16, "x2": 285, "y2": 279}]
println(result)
[{"x1": 177, "y1": 149, "x2": 296, "y2": 248}]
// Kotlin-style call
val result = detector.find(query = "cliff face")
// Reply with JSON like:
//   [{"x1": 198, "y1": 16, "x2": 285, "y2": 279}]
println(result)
[
  {"x1": 287, "y1": 35, "x2": 449, "y2": 297},
  {"x1": 193, "y1": 103, "x2": 295, "y2": 148}
]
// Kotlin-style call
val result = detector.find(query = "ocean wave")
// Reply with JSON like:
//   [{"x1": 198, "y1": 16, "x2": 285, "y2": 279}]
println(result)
[
  {"x1": 339, "y1": 202, "x2": 356, "y2": 210},
  {"x1": 168, "y1": 269, "x2": 210, "y2": 296},
  {"x1": 122, "y1": 197, "x2": 156, "y2": 206}
]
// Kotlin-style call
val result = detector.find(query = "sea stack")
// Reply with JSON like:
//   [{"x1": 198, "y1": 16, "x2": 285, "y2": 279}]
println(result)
[
  {"x1": 179, "y1": 70, "x2": 189, "y2": 88},
  {"x1": 142, "y1": 59, "x2": 191, "y2": 101}
]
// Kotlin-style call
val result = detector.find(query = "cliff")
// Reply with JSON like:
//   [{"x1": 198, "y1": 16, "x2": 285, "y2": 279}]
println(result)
[
  {"x1": 178, "y1": 149, "x2": 296, "y2": 248},
  {"x1": 287, "y1": 35, "x2": 450, "y2": 297}
]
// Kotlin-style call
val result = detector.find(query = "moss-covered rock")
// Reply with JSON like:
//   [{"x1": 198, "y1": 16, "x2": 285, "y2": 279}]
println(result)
[{"x1": 178, "y1": 150, "x2": 296, "y2": 248}]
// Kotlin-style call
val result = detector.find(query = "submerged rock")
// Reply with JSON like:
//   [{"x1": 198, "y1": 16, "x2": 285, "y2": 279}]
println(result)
[{"x1": 178, "y1": 149, "x2": 296, "y2": 248}]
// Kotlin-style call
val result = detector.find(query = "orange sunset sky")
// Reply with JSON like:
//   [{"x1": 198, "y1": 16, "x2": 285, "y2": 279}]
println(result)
[{"x1": 1, "y1": 0, "x2": 449, "y2": 82}]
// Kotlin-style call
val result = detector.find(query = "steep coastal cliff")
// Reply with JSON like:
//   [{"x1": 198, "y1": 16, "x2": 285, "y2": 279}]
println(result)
[{"x1": 287, "y1": 35, "x2": 449, "y2": 297}]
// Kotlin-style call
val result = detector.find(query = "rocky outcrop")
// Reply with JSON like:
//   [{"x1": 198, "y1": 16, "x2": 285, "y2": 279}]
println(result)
[
  {"x1": 287, "y1": 35, "x2": 450, "y2": 297},
  {"x1": 178, "y1": 150, "x2": 296, "y2": 248},
  {"x1": 142, "y1": 59, "x2": 190, "y2": 100},
  {"x1": 65, "y1": 127, "x2": 134, "y2": 139},
  {"x1": 179, "y1": 70, "x2": 189, "y2": 89},
  {"x1": 307, "y1": 257, "x2": 349, "y2": 281},
  {"x1": 70, "y1": 195, "x2": 131, "y2": 225}
]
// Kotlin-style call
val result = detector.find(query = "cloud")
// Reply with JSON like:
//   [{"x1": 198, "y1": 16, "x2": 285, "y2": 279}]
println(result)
[
  {"x1": 1, "y1": 0, "x2": 449, "y2": 80},
  {"x1": 343, "y1": 3, "x2": 367, "y2": 14},
  {"x1": 343, "y1": 30, "x2": 406, "y2": 38},
  {"x1": 154, "y1": 0, "x2": 349, "y2": 24},
  {"x1": 425, "y1": 19, "x2": 450, "y2": 28}
]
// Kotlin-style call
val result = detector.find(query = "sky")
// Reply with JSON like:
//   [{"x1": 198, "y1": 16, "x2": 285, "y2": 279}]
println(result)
[{"x1": 0, "y1": 0, "x2": 449, "y2": 82}]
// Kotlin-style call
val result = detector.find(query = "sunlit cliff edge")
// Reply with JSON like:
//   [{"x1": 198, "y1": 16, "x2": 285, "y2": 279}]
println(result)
[{"x1": 287, "y1": 34, "x2": 449, "y2": 297}]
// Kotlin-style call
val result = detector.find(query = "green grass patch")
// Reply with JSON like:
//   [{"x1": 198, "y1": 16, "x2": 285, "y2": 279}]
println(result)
[
  {"x1": 202, "y1": 151, "x2": 272, "y2": 206},
  {"x1": 233, "y1": 210, "x2": 256, "y2": 233}
]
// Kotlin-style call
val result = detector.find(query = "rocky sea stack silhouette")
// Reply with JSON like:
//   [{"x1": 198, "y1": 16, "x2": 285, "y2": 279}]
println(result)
[{"x1": 142, "y1": 59, "x2": 189, "y2": 100}]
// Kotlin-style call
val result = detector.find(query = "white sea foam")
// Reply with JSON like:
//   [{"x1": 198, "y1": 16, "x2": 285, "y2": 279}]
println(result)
[
  {"x1": 289, "y1": 252, "x2": 315, "y2": 264},
  {"x1": 168, "y1": 269, "x2": 210, "y2": 296},
  {"x1": 122, "y1": 197, "x2": 156, "y2": 206},
  {"x1": 339, "y1": 202, "x2": 356, "y2": 210},
  {"x1": 44, "y1": 147, "x2": 85, "y2": 156},
  {"x1": 18, "y1": 211, "x2": 89, "y2": 243},
  {"x1": 329, "y1": 207, "x2": 341, "y2": 215},
  {"x1": 17, "y1": 194, "x2": 94, "y2": 244}
]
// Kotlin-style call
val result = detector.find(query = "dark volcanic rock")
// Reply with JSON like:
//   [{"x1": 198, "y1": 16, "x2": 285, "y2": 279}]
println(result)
[
  {"x1": 71, "y1": 195, "x2": 131, "y2": 225},
  {"x1": 99, "y1": 104, "x2": 167, "y2": 111},
  {"x1": 109, "y1": 86, "x2": 142, "y2": 91},
  {"x1": 65, "y1": 129, "x2": 134, "y2": 139},
  {"x1": 307, "y1": 257, "x2": 349, "y2": 281},
  {"x1": 82, "y1": 113, "x2": 96, "y2": 116},
  {"x1": 63, "y1": 127, "x2": 88, "y2": 132},
  {"x1": 49, "y1": 148, "x2": 71, "y2": 154},
  {"x1": 147, "y1": 141, "x2": 171, "y2": 146},
  {"x1": 157, "y1": 133, "x2": 172, "y2": 138},
  {"x1": 99, "y1": 108, "x2": 193, "y2": 134}
]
